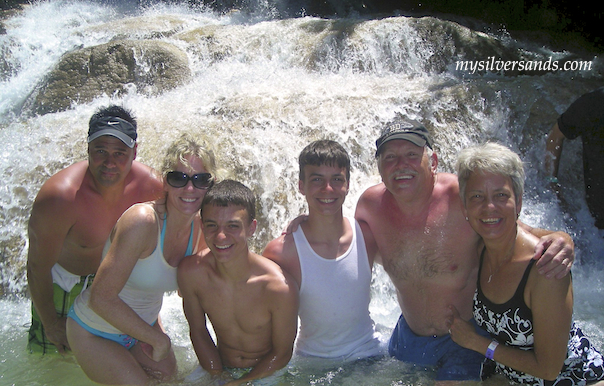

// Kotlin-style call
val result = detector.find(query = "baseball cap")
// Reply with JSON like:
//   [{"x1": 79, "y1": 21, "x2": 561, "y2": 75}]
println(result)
[
  {"x1": 88, "y1": 116, "x2": 137, "y2": 148},
  {"x1": 375, "y1": 119, "x2": 433, "y2": 156}
]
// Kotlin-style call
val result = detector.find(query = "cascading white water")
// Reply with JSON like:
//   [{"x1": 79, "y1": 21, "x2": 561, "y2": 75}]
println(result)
[{"x1": 1, "y1": 1, "x2": 603, "y2": 384}]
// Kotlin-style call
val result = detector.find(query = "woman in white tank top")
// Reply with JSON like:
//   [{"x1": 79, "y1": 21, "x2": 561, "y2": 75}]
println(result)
[{"x1": 67, "y1": 133, "x2": 219, "y2": 385}]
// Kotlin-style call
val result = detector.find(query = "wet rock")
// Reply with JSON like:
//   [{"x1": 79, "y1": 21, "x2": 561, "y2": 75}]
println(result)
[{"x1": 25, "y1": 40, "x2": 191, "y2": 115}]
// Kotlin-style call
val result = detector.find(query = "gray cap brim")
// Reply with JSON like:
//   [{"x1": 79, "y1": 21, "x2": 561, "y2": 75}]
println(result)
[
  {"x1": 88, "y1": 129, "x2": 136, "y2": 148},
  {"x1": 382, "y1": 132, "x2": 427, "y2": 147}
]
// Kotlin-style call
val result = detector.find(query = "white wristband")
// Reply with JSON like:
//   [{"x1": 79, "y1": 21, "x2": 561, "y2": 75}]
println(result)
[{"x1": 486, "y1": 340, "x2": 499, "y2": 360}]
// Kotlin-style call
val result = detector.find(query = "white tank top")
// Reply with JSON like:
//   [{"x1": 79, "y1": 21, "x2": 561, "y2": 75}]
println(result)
[
  {"x1": 73, "y1": 204, "x2": 197, "y2": 334},
  {"x1": 293, "y1": 217, "x2": 382, "y2": 360}
]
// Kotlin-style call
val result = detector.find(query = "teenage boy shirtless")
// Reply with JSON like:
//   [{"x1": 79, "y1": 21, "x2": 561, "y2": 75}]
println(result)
[{"x1": 178, "y1": 179, "x2": 299, "y2": 386}]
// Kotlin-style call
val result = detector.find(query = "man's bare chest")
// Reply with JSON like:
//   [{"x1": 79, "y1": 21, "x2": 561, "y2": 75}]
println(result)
[
  {"x1": 66, "y1": 203, "x2": 128, "y2": 249},
  {"x1": 376, "y1": 223, "x2": 474, "y2": 281}
]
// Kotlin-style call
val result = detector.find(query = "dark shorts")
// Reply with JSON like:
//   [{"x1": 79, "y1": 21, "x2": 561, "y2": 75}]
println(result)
[{"x1": 388, "y1": 314, "x2": 489, "y2": 381}]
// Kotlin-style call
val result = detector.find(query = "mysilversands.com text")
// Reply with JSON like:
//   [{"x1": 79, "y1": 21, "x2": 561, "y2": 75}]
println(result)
[{"x1": 455, "y1": 56, "x2": 593, "y2": 74}]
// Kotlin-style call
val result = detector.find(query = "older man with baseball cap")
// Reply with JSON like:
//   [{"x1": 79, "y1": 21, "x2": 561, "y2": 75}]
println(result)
[
  {"x1": 355, "y1": 118, "x2": 575, "y2": 380},
  {"x1": 27, "y1": 105, "x2": 163, "y2": 355}
]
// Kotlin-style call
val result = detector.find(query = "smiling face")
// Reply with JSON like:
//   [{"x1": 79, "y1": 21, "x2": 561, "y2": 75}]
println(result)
[
  {"x1": 377, "y1": 139, "x2": 437, "y2": 199},
  {"x1": 201, "y1": 203, "x2": 256, "y2": 263},
  {"x1": 164, "y1": 154, "x2": 208, "y2": 215},
  {"x1": 87, "y1": 136, "x2": 137, "y2": 187},
  {"x1": 462, "y1": 171, "x2": 521, "y2": 241},
  {"x1": 299, "y1": 164, "x2": 349, "y2": 216}
]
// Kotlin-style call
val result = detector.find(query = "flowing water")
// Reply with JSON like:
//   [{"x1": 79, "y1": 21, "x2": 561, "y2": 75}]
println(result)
[{"x1": 1, "y1": 1, "x2": 603, "y2": 385}]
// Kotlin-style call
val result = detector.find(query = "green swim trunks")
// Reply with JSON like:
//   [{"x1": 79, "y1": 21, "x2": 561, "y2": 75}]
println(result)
[{"x1": 27, "y1": 276, "x2": 93, "y2": 354}]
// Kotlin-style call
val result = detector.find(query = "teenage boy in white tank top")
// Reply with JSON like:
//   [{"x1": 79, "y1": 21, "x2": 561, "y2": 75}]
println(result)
[{"x1": 263, "y1": 140, "x2": 384, "y2": 361}]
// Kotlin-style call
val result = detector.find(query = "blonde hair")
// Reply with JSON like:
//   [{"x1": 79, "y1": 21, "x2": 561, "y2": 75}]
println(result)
[{"x1": 161, "y1": 133, "x2": 219, "y2": 180}]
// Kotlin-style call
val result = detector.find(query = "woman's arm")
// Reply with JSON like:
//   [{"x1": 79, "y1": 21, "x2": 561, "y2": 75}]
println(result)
[
  {"x1": 495, "y1": 271, "x2": 572, "y2": 380},
  {"x1": 545, "y1": 122, "x2": 566, "y2": 178},
  {"x1": 449, "y1": 271, "x2": 573, "y2": 380},
  {"x1": 519, "y1": 221, "x2": 574, "y2": 279},
  {"x1": 88, "y1": 205, "x2": 171, "y2": 361}
]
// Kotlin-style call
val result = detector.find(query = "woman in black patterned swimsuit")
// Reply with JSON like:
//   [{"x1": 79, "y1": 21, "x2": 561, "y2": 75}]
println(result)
[{"x1": 447, "y1": 142, "x2": 604, "y2": 386}]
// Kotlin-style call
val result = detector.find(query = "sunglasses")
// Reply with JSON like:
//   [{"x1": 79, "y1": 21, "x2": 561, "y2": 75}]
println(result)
[{"x1": 166, "y1": 171, "x2": 213, "y2": 189}]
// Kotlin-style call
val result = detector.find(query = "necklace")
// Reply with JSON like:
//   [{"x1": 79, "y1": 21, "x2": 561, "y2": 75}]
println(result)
[
  {"x1": 485, "y1": 231, "x2": 518, "y2": 283},
  {"x1": 487, "y1": 261, "x2": 499, "y2": 283},
  {"x1": 487, "y1": 260, "x2": 503, "y2": 283},
  {"x1": 486, "y1": 249, "x2": 514, "y2": 283}
]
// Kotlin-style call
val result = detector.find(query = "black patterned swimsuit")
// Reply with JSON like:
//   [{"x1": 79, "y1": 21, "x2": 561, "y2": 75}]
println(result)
[{"x1": 474, "y1": 251, "x2": 604, "y2": 386}]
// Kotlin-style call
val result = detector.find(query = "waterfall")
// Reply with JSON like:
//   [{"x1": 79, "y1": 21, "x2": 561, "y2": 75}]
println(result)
[{"x1": 1, "y1": 1, "x2": 603, "y2": 384}]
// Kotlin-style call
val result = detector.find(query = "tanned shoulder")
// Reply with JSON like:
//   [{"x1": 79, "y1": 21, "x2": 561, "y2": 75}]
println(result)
[
  {"x1": 130, "y1": 161, "x2": 163, "y2": 200},
  {"x1": 30, "y1": 162, "x2": 88, "y2": 226},
  {"x1": 262, "y1": 234, "x2": 301, "y2": 287}
]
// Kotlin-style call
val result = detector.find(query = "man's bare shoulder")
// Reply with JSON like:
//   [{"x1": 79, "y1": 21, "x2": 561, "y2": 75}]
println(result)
[
  {"x1": 433, "y1": 172, "x2": 466, "y2": 212},
  {"x1": 38, "y1": 161, "x2": 88, "y2": 198},
  {"x1": 130, "y1": 160, "x2": 158, "y2": 178},
  {"x1": 254, "y1": 252, "x2": 287, "y2": 275},
  {"x1": 30, "y1": 161, "x2": 89, "y2": 218},
  {"x1": 263, "y1": 234, "x2": 297, "y2": 264},
  {"x1": 435, "y1": 172, "x2": 460, "y2": 191},
  {"x1": 358, "y1": 182, "x2": 387, "y2": 201},
  {"x1": 356, "y1": 183, "x2": 388, "y2": 221},
  {"x1": 262, "y1": 233, "x2": 301, "y2": 287},
  {"x1": 128, "y1": 161, "x2": 163, "y2": 197}
]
